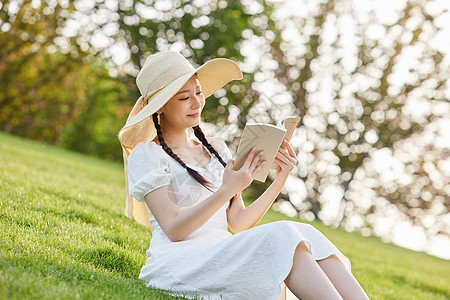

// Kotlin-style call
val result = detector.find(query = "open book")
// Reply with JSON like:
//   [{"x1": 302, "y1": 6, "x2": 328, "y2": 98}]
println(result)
[{"x1": 232, "y1": 116, "x2": 300, "y2": 182}]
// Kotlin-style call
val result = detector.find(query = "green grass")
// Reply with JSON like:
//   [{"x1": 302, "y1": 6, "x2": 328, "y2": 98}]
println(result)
[{"x1": 0, "y1": 132, "x2": 449, "y2": 300}]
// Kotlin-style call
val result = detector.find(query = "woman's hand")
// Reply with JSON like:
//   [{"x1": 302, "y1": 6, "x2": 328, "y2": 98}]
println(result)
[
  {"x1": 221, "y1": 147, "x2": 266, "y2": 195},
  {"x1": 273, "y1": 139, "x2": 298, "y2": 184}
]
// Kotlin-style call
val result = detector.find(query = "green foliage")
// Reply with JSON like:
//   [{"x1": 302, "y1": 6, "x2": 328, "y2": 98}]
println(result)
[
  {"x1": 0, "y1": 0, "x2": 274, "y2": 162},
  {"x1": 59, "y1": 59, "x2": 130, "y2": 161},
  {"x1": 1, "y1": 132, "x2": 450, "y2": 299},
  {"x1": 0, "y1": 1, "x2": 132, "y2": 161},
  {"x1": 0, "y1": 0, "x2": 81, "y2": 143},
  {"x1": 0, "y1": 45, "x2": 89, "y2": 144},
  {"x1": 112, "y1": 0, "x2": 269, "y2": 124}
]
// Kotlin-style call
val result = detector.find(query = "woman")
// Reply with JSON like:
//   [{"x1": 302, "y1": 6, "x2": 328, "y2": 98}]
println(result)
[{"x1": 118, "y1": 51, "x2": 369, "y2": 300}]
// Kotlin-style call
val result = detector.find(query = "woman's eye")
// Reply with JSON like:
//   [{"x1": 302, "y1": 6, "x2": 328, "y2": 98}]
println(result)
[{"x1": 179, "y1": 91, "x2": 202, "y2": 100}]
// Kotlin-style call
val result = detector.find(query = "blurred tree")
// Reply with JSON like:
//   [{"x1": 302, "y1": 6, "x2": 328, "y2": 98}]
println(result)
[
  {"x1": 248, "y1": 0, "x2": 450, "y2": 240},
  {"x1": 0, "y1": 0, "x2": 83, "y2": 143},
  {"x1": 59, "y1": 58, "x2": 130, "y2": 161},
  {"x1": 2, "y1": 0, "x2": 448, "y2": 243},
  {"x1": 65, "y1": 0, "x2": 270, "y2": 128},
  {"x1": 0, "y1": 0, "x2": 130, "y2": 160},
  {"x1": 66, "y1": 0, "x2": 277, "y2": 186}
]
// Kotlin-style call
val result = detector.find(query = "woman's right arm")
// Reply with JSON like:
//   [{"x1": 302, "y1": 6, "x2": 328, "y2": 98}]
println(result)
[
  {"x1": 144, "y1": 184, "x2": 236, "y2": 241},
  {"x1": 144, "y1": 146, "x2": 265, "y2": 242}
]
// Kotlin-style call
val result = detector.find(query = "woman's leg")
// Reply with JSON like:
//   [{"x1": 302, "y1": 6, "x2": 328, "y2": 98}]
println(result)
[
  {"x1": 284, "y1": 241, "x2": 343, "y2": 300},
  {"x1": 317, "y1": 255, "x2": 370, "y2": 300},
  {"x1": 276, "y1": 282, "x2": 287, "y2": 300}
]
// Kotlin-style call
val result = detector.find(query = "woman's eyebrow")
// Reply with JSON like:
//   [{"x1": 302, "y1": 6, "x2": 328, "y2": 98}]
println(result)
[{"x1": 175, "y1": 86, "x2": 202, "y2": 95}]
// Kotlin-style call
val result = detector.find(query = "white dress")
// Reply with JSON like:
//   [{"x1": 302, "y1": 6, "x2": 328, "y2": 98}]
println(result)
[{"x1": 127, "y1": 136, "x2": 351, "y2": 300}]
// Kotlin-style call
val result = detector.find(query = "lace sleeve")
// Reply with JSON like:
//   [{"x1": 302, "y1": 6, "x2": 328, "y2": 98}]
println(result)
[{"x1": 127, "y1": 143, "x2": 173, "y2": 202}]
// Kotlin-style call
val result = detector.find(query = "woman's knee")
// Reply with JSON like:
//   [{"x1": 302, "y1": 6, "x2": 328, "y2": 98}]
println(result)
[{"x1": 295, "y1": 240, "x2": 312, "y2": 255}]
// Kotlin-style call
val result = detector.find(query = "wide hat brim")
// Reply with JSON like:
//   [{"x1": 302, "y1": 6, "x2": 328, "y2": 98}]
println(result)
[{"x1": 118, "y1": 58, "x2": 242, "y2": 149}]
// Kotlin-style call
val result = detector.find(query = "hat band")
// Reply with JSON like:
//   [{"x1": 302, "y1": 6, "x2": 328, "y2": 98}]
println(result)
[{"x1": 142, "y1": 87, "x2": 164, "y2": 107}]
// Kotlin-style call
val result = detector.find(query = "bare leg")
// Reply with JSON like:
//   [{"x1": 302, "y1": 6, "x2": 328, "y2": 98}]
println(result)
[
  {"x1": 317, "y1": 255, "x2": 370, "y2": 300},
  {"x1": 284, "y1": 241, "x2": 343, "y2": 300},
  {"x1": 276, "y1": 282, "x2": 287, "y2": 300}
]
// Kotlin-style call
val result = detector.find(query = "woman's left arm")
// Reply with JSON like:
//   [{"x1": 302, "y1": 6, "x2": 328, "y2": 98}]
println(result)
[{"x1": 226, "y1": 139, "x2": 298, "y2": 233}]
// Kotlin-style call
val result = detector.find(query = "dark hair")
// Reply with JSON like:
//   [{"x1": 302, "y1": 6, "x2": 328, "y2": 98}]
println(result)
[{"x1": 152, "y1": 112, "x2": 234, "y2": 206}]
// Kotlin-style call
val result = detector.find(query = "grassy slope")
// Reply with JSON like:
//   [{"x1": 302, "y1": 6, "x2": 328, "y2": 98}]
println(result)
[{"x1": 0, "y1": 132, "x2": 448, "y2": 300}]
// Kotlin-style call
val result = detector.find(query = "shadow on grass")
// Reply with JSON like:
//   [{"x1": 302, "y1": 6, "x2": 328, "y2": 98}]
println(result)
[{"x1": 77, "y1": 246, "x2": 137, "y2": 278}]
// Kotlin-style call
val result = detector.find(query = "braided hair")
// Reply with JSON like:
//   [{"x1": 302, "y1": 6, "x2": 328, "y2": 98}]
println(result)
[{"x1": 152, "y1": 112, "x2": 235, "y2": 206}]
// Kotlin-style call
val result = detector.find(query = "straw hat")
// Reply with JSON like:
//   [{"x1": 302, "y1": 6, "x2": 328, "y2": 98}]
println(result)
[{"x1": 118, "y1": 51, "x2": 243, "y2": 228}]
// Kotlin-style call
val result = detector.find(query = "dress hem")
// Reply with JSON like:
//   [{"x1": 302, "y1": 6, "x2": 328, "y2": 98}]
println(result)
[
  {"x1": 141, "y1": 220, "x2": 352, "y2": 300},
  {"x1": 147, "y1": 263, "x2": 224, "y2": 300}
]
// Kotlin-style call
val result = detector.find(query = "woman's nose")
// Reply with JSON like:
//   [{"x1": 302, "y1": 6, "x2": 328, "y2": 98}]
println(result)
[{"x1": 192, "y1": 94, "x2": 203, "y2": 108}]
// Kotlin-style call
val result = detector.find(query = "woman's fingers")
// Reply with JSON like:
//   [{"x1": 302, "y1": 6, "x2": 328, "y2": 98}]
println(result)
[
  {"x1": 274, "y1": 154, "x2": 288, "y2": 167},
  {"x1": 249, "y1": 150, "x2": 264, "y2": 171},
  {"x1": 283, "y1": 139, "x2": 298, "y2": 160},
  {"x1": 275, "y1": 149, "x2": 296, "y2": 170},
  {"x1": 279, "y1": 141, "x2": 298, "y2": 165},
  {"x1": 239, "y1": 146, "x2": 266, "y2": 179},
  {"x1": 240, "y1": 143, "x2": 298, "y2": 180},
  {"x1": 242, "y1": 147, "x2": 257, "y2": 169},
  {"x1": 277, "y1": 148, "x2": 292, "y2": 164},
  {"x1": 272, "y1": 157, "x2": 284, "y2": 172},
  {"x1": 252, "y1": 159, "x2": 266, "y2": 175}
]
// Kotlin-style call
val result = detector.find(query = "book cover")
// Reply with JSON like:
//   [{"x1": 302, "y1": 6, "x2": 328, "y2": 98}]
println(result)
[{"x1": 233, "y1": 116, "x2": 300, "y2": 182}]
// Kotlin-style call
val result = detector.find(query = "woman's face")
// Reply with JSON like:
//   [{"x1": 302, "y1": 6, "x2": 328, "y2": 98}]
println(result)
[{"x1": 158, "y1": 75, "x2": 205, "y2": 130}]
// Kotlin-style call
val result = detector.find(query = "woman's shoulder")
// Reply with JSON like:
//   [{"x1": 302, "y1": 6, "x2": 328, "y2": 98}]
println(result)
[{"x1": 129, "y1": 141, "x2": 163, "y2": 163}]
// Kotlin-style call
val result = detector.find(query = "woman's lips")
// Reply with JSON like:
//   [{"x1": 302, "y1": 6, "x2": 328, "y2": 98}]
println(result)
[{"x1": 188, "y1": 113, "x2": 199, "y2": 118}]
